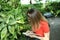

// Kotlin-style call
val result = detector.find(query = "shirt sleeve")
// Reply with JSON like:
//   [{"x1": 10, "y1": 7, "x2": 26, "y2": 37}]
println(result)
[{"x1": 42, "y1": 21, "x2": 50, "y2": 33}]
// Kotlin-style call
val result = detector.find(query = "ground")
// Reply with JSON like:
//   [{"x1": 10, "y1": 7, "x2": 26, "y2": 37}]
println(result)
[{"x1": 47, "y1": 17, "x2": 60, "y2": 40}]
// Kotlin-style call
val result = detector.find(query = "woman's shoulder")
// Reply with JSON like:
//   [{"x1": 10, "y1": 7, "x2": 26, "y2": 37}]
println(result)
[{"x1": 40, "y1": 20, "x2": 48, "y2": 25}]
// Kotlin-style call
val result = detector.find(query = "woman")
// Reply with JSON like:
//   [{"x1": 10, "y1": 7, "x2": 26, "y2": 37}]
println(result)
[{"x1": 26, "y1": 8, "x2": 50, "y2": 40}]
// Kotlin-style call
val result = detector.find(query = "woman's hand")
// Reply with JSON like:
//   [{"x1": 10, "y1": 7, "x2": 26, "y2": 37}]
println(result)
[
  {"x1": 28, "y1": 34, "x2": 42, "y2": 40},
  {"x1": 28, "y1": 34, "x2": 36, "y2": 38},
  {"x1": 26, "y1": 30, "x2": 33, "y2": 33},
  {"x1": 23, "y1": 30, "x2": 42, "y2": 39},
  {"x1": 23, "y1": 30, "x2": 34, "y2": 36},
  {"x1": 43, "y1": 32, "x2": 50, "y2": 40}
]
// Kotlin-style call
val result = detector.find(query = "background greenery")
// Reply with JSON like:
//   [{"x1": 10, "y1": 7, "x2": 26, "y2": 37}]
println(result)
[{"x1": 0, "y1": 0, "x2": 60, "y2": 40}]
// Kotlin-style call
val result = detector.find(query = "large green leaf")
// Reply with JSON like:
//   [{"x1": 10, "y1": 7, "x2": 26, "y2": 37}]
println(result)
[
  {"x1": 13, "y1": 32, "x2": 17, "y2": 39},
  {"x1": 5, "y1": 16, "x2": 10, "y2": 24},
  {"x1": 16, "y1": 15, "x2": 25, "y2": 24},
  {"x1": 16, "y1": 19, "x2": 25, "y2": 24},
  {"x1": 8, "y1": 26, "x2": 15, "y2": 35},
  {"x1": 9, "y1": 20, "x2": 17, "y2": 25},
  {"x1": 6, "y1": 14, "x2": 17, "y2": 25},
  {"x1": 0, "y1": 12, "x2": 6, "y2": 18},
  {"x1": 1, "y1": 27, "x2": 7, "y2": 40},
  {"x1": 8, "y1": 26, "x2": 17, "y2": 39},
  {"x1": 0, "y1": 18, "x2": 4, "y2": 22},
  {"x1": 0, "y1": 23, "x2": 6, "y2": 31}
]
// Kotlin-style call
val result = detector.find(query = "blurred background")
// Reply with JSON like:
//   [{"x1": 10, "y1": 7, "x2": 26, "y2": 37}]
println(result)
[{"x1": 0, "y1": 0, "x2": 60, "y2": 40}]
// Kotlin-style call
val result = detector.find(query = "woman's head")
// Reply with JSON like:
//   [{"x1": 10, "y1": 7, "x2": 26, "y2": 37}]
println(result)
[{"x1": 27, "y1": 8, "x2": 47, "y2": 27}]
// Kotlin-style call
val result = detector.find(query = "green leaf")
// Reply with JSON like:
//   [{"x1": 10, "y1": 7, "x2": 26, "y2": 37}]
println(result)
[
  {"x1": 3, "y1": 16, "x2": 9, "y2": 24},
  {"x1": 13, "y1": 32, "x2": 17, "y2": 39},
  {"x1": 16, "y1": 20, "x2": 25, "y2": 24},
  {"x1": 0, "y1": 13, "x2": 6, "y2": 17},
  {"x1": 10, "y1": 0, "x2": 15, "y2": 2},
  {"x1": 19, "y1": 26, "x2": 24, "y2": 31},
  {"x1": 7, "y1": 1, "x2": 12, "y2": 6},
  {"x1": 0, "y1": 23, "x2": 6, "y2": 31},
  {"x1": 8, "y1": 26, "x2": 15, "y2": 35},
  {"x1": 1, "y1": 27, "x2": 7, "y2": 40},
  {"x1": 16, "y1": 16, "x2": 25, "y2": 24},
  {"x1": 8, "y1": 15, "x2": 17, "y2": 25},
  {"x1": 0, "y1": 18, "x2": 4, "y2": 22},
  {"x1": 3, "y1": 34, "x2": 9, "y2": 40},
  {"x1": 9, "y1": 20, "x2": 17, "y2": 25}
]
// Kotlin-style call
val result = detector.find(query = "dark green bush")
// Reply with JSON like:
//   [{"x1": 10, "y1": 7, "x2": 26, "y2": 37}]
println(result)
[
  {"x1": 45, "y1": 2, "x2": 60, "y2": 17},
  {"x1": 0, "y1": 0, "x2": 31, "y2": 40}
]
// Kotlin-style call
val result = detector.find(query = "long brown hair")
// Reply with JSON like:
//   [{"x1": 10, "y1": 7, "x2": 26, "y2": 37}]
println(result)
[{"x1": 27, "y1": 8, "x2": 48, "y2": 29}]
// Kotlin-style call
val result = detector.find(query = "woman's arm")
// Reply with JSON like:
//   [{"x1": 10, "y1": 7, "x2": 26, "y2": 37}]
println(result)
[
  {"x1": 30, "y1": 32, "x2": 50, "y2": 40},
  {"x1": 43, "y1": 32, "x2": 50, "y2": 40},
  {"x1": 23, "y1": 30, "x2": 43, "y2": 39},
  {"x1": 27, "y1": 33, "x2": 43, "y2": 40}
]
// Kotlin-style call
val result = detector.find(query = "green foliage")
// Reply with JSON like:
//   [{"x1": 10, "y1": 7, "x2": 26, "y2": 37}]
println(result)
[
  {"x1": 1, "y1": 27, "x2": 7, "y2": 40},
  {"x1": 45, "y1": 2, "x2": 60, "y2": 17},
  {"x1": 0, "y1": 0, "x2": 30, "y2": 40}
]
